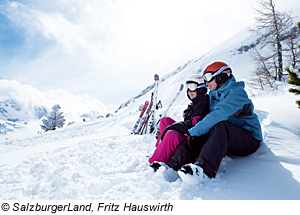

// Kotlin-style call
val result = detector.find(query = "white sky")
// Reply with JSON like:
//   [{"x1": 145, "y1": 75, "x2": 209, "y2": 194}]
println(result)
[{"x1": 0, "y1": 0, "x2": 299, "y2": 109}]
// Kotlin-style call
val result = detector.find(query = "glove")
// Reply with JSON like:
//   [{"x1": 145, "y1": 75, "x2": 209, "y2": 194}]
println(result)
[
  {"x1": 160, "y1": 121, "x2": 192, "y2": 141},
  {"x1": 187, "y1": 135, "x2": 196, "y2": 150}
]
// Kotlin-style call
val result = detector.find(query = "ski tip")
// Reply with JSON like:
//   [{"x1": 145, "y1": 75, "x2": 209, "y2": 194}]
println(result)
[{"x1": 180, "y1": 84, "x2": 184, "y2": 90}]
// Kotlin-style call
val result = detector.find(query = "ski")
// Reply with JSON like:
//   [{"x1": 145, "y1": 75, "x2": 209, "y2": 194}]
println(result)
[
  {"x1": 151, "y1": 83, "x2": 184, "y2": 135},
  {"x1": 149, "y1": 74, "x2": 159, "y2": 133},
  {"x1": 139, "y1": 111, "x2": 152, "y2": 135},
  {"x1": 135, "y1": 92, "x2": 154, "y2": 135},
  {"x1": 131, "y1": 100, "x2": 149, "y2": 134}
]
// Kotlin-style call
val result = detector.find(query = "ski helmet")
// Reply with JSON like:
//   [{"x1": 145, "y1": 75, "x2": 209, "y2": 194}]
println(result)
[
  {"x1": 203, "y1": 61, "x2": 232, "y2": 85},
  {"x1": 186, "y1": 74, "x2": 207, "y2": 99}
]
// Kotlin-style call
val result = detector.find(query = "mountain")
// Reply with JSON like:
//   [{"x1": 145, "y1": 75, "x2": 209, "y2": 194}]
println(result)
[
  {"x1": 115, "y1": 27, "x2": 263, "y2": 117},
  {"x1": 0, "y1": 23, "x2": 300, "y2": 203},
  {"x1": 0, "y1": 79, "x2": 108, "y2": 140}
]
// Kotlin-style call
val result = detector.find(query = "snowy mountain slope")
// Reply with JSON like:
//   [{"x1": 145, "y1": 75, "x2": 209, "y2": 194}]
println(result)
[
  {"x1": 0, "y1": 79, "x2": 108, "y2": 140},
  {"x1": 114, "y1": 27, "x2": 262, "y2": 117},
  {"x1": 0, "y1": 83, "x2": 299, "y2": 200},
  {"x1": 1, "y1": 22, "x2": 300, "y2": 200}
]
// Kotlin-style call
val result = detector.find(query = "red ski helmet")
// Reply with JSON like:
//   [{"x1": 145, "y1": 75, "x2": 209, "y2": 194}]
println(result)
[{"x1": 203, "y1": 61, "x2": 232, "y2": 84}]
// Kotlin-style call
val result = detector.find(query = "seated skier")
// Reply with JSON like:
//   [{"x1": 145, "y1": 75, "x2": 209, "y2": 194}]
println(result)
[
  {"x1": 149, "y1": 74, "x2": 209, "y2": 171},
  {"x1": 168, "y1": 61, "x2": 263, "y2": 185}
]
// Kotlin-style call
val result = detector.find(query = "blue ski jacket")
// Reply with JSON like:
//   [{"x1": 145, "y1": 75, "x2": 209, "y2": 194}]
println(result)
[{"x1": 188, "y1": 75, "x2": 263, "y2": 141}]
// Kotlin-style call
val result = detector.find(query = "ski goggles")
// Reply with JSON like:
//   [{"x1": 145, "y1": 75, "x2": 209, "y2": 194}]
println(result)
[
  {"x1": 203, "y1": 66, "x2": 231, "y2": 83},
  {"x1": 186, "y1": 83, "x2": 198, "y2": 91},
  {"x1": 186, "y1": 83, "x2": 207, "y2": 92}
]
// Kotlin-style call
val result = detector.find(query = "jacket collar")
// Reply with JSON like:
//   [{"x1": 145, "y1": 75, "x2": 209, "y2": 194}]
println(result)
[{"x1": 210, "y1": 75, "x2": 240, "y2": 98}]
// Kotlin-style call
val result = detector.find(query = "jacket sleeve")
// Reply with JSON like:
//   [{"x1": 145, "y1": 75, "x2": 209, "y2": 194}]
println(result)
[
  {"x1": 188, "y1": 89, "x2": 250, "y2": 137},
  {"x1": 182, "y1": 104, "x2": 193, "y2": 121}
]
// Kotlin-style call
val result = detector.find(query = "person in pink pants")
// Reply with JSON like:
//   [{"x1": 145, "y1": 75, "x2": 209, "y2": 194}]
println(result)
[
  {"x1": 149, "y1": 116, "x2": 200, "y2": 164},
  {"x1": 149, "y1": 74, "x2": 210, "y2": 171}
]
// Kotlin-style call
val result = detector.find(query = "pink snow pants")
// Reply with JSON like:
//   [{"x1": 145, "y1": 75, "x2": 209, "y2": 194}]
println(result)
[{"x1": 148, "y1": 116, "x2": 186, "y2": 164}]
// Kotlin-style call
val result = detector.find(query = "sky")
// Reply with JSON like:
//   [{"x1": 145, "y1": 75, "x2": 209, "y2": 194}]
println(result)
[{"x1": 0, "y1": 0, "x2": 299, "y2": 109}]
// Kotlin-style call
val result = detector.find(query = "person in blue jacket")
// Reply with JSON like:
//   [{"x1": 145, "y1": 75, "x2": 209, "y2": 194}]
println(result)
[{"x1": 168, "y1": 61, "x2": 263, "y2": 185}]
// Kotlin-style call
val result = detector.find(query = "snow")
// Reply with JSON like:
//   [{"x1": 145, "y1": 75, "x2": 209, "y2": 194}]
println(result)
[
  {"x1": 0, "y1": 83, "x2": 299, "y2": 200},
  {"x1": 0, "y1": 79, "x2": 108, "y2": 140},
  {"x1": 1, "y1": 16, "x2": 300, "y2": 203}
]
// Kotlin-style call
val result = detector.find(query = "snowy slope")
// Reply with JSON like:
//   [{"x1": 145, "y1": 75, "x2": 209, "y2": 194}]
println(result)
[
  {"x1": 114, "y1": 27, "x2": 261, "y2": 116},
  {"x1": 1, "y1": 25, "x2": 300, "y2": 200},
  {"x1": 0, "y1": 83, "x2": 299, "y2": 200}
]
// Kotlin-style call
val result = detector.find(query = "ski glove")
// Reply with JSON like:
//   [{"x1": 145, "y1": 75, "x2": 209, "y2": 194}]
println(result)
[
  {"x1": 160, "y1": 120, "x2": 192, "y2": 141},
  {"x1": 187, "y1": 135, "x2": 196, "y2": 150}
]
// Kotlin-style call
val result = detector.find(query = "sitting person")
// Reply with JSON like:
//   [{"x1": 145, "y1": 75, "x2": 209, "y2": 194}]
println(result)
[
  {"x1": 168, "y1": 61, "x2": 263, "y2": 185},
  {"x1": 149, "y1": 74, "x2": 209, "y2": 171}
]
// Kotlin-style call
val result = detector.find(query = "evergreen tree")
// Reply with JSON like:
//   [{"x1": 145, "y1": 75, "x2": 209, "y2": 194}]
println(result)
[
  {"x1": 41, "y1": 104, "x2": 66, "y2": 132},
  {"x1": 286, "y1": 22, "x2": 300, "y2": 109}
]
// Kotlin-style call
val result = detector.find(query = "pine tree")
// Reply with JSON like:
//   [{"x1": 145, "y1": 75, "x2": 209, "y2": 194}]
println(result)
[
  {"x1": 286, "y1": 22, "x2": 300, "y2": 109},
  {"x1": 41, "y1": 104, "x2": 66, "y2": 132}
]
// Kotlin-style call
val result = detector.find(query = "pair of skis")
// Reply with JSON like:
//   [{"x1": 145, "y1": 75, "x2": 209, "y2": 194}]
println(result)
[
  {"x1": 131, "y1": 100, "x2": 150, "y2": 134},
  {"x1": 132, "y1": 74, "x2": 159, "y2": 135},
  {"x1": 132, "y1": 92, "x2": 154, "y2": 135},
  {"x1": 132, "y1": 74, "x2": 184, "y2": 135},
  {"x1": 149, "y1": 74, "x2": 159, "y2": 133}
]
